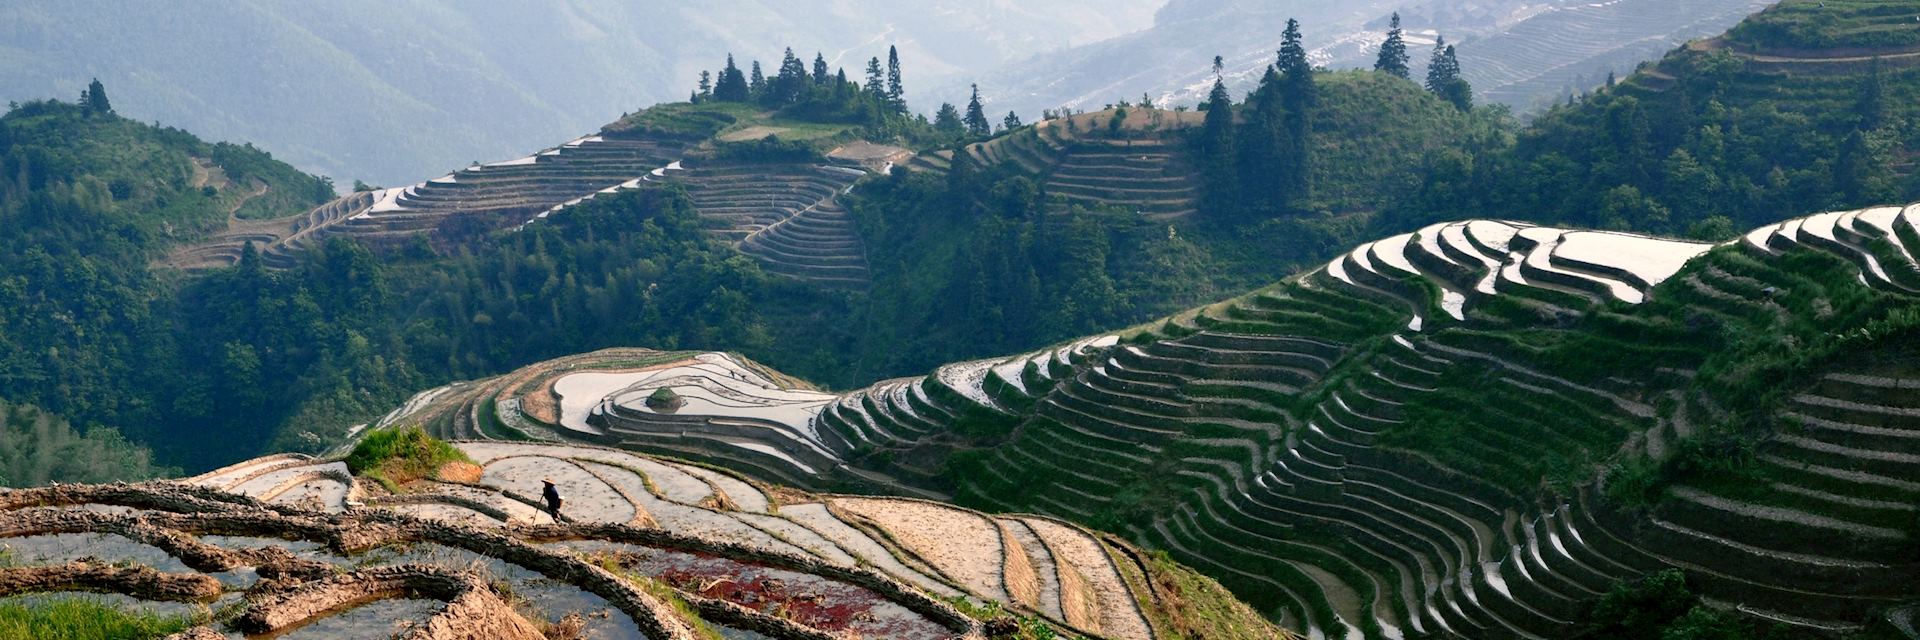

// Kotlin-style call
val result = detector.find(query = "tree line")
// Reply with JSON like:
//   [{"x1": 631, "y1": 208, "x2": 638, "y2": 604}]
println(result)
[
  {"x1": 690, "y1": 46, "x2": 1019, "y2": 146},
  {"x1": 1196, "y1": 14, "x2": 1477, "y2": 219}
]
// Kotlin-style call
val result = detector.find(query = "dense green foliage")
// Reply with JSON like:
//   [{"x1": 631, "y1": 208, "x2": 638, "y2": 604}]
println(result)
[
  {"x1": 1386, "y1": 10, "x2": 1920, "y2": 238},
  {"x1": 0, "y1": 94, "x2": 869, "y2": 469},
  {"x1": 0, "y1": 399, "x2": 172, "y2": 487},
  {"x1": 1584, "y1": 571, "x2": 1790, "y2": 639},
  {"x1": 0, "y1": 98, "x2": 345, "y2": 467},
  {"x1": 0, "y1": 597, "x2": 194, "y2": 640}
]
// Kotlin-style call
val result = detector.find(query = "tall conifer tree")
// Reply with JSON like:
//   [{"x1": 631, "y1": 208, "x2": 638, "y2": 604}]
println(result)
[
  {"x1": 773, "y1": 48, "x2": 807, "y2": 104},
  {"x1": 1277, "y1": 19, "x2": 1315, "y2": 200},
  {"x1": 864, "y1": 57, "x2": 887, "y2": 104},
  {"x1": 1425, "y1": 40, "x2": 1472, "y2": 112},
  {"x1": 1425, "y1": 37, "x2": 1453, "y2": 93},
  {"x1": 1200, "y1": 75, "x2": 1238, "y2": 216},
  {"x1": 1374, "y1": 13, "x2": 1410, "y2": 79},
  {"x1": 963, "y1": 84, "x2": 991, "y2": 137},
  {"x1": 714, "y1": 55, "x2": 750, "y2": 102},
  {"x1": 83, "y1": 78, "x2": 111, "y2": 115},
  {"x1": 1239, "y1": 66, "x2": 1292, "y2": 213},
  {"x1": 886, "y1": 46, "x2": 905, "y2": 112}
]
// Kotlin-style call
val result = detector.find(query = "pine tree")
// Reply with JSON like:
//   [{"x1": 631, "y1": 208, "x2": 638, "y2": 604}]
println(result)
[
  {"x1": 1002, "y1": 111, "x2": 1022, "y2": 131},
  {"x1": 238, "y1": 241, "x2": 262, "y2": 278},
  {"x1": 714, "y1": 55, "x2": 750, "y2": 102},
  {"x1": 947, "y1": 141, "x2": 978, "y2": 194},
  {"x1": 1277, "y1": 19, "x2": 1310, "y2": 79},
  {"x1": 1277, "y1": 18, "x2": 1315, "y2": 201},
  {"x1": 1200, "y1": 76, "x2": 1238, "y2": 216},
  {"x1": 934, "y1": 102, "x2": 964, "y2": 135},
  {"x1": 1425, "y1": 36, "x2": 1451, "y2": 93},
  {"x1": 886, "y1": 45, "x2": 905, "y2": 112},
  {"x1": 864, "y1": 57, "x2": 888, "y2": 104},
  {"x1": 1835, "y1": 130, "x2": 1872, "y2": 203},
  {"x1": 1430, "y1": 45, "x2": 1473, "y2": 112},
  {"x1": 963, "y1": 85, "x2": 991, "y2": 137},
  {"x1": 1856, "y1": 56, "x2": 1885, "y2": 130},
  {"x1": 1239, "y1": 66, "x2": 1292, "y2": 213},
  {"x1": 749, "y1": 61, "x2": 766, "y2": 99},
  {"x1": 772, "y1": 48, "x2": 808, "y2": 104},
  {"x1": 1213, "y1": 55, "x2": 1225, "y2": 76},
  {"x1": 1374, "y1": 13, "x2": 1410, "y2": 79},
  {"x1": 812, "y1": 53, "x2": 831, "y2": 85},
  {"x1": 83, "y1": 78, "x2": 111, "y2": 115},
  {"x1": 697, "y1": 71, "x2": 712, "y2": 101}
]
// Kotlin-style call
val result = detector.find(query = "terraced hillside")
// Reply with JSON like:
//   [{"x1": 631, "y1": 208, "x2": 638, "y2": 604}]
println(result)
[
  {"x1": 663, "y1": 162, "x2": 872, "y2": 288},
  {"x1": 396, "y1": 204, "x2": 1920, "y2": 637},
  {"x1": 0, "y1": 439, "x2": 1284, "y2": 640},
  {"x1": 169, "y1": 129, "x2": 876, "y2": 288},
  {"x1": 911, "y1": 109, "x2": 1204, "y2": 220},
  {"x1": 172, "y1": 132, "x2": 691, "y2": 270}
]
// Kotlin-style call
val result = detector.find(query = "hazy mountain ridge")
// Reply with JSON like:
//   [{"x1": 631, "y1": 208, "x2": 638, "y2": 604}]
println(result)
[
  {"x1": 959, "y1": 0, "x2": 1773, "y2": 117},
  {"x1": 0, "y1": 0, "x2": 1159, "y2": 186}
]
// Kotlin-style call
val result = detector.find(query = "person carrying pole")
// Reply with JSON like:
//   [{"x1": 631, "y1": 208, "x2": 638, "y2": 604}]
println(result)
[{"x1": 542, "y1": 478, "x2": 564, "y2": 523}]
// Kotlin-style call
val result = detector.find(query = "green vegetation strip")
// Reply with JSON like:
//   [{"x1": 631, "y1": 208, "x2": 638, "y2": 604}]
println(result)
[{"x1": 0, "y1": 597, "x2": 195, "y2": 640}]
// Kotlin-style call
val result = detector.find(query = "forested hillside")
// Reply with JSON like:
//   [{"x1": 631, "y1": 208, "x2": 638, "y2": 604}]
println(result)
[
  {"x1": 0, "y1": 96, "x2": 342, "y2": 473},
  {"x1": 0, "y1": 399, "x2": 171, "y2": 487},
  {"x1": 1386, "y1": 0, "x2": 1920, "y2": 238}
]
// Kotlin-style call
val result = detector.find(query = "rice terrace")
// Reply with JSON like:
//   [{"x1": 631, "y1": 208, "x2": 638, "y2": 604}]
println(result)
[{"x1": 2, "y1": 1, "x2": 1920, "y2": 639}]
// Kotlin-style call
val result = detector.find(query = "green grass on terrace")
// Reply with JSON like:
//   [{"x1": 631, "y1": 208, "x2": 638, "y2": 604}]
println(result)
[
  {"x1": 0, "y1": 596, "x2": 196, "y2": 640},
  {"x1": 602, "y1": 101, "x2": 862, "y2": 146},
  {"x1": 1727, "y1": 0, "x2": 1920, "y2": 51}
]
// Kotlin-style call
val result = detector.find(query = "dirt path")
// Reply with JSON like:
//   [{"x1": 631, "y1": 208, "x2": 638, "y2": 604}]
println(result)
[
  {"x1": 1690, "y1": 37, "x2": 1920, "y2": 71},
  {"x1": 228, "y1": 180, "x2": 269, "y2": 217}
]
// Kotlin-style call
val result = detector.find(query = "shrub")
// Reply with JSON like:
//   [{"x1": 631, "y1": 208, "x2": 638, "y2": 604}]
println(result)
[
  {"x1": 344, "y1": 425, "x2": 472, "y2": 488},
  {"x1": 645, "y1": 387, "x2": 683, "y2": 410},
  {"x1": 709, "y1": 134, "x2": 818, "y2": 163}
]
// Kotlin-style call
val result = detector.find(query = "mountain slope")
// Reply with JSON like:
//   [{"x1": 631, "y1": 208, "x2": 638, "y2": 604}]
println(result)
[
  {"x1": 398, "y1": 204, "x2": 1920, "y2": 638},
  {"x1": 955, "y1": 0, "x2": 1771, "y2": 118},
  {"x1": 1390, "y1": 0, "x2": 1920, "y2": 239},
  {"x1": 0, "y1": 0, "x2": 1160, "y2": 186}
]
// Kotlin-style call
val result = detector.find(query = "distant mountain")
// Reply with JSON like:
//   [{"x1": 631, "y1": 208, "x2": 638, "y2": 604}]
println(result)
[
  {"x1": 951, "y1": 0, "x2": 1772, "y2": 117},
  {"x1": 0, "y1": 0, "x2": 1160, "y2": 186}
]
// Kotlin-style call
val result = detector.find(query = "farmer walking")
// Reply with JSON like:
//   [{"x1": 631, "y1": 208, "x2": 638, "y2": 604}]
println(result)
[{"x1": 542, "y1": 478, "x2": 564, "y2": 523}]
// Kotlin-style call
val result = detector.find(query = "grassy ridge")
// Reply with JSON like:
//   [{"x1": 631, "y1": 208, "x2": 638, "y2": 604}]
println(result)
[{"x1": 1727, "y1": 0, "x2": 1920, "y2": 51}]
